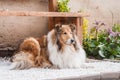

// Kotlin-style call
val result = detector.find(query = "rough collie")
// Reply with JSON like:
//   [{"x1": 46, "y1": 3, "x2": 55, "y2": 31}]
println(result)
[
  {"x1": 11, "y1": 24, "x2": 86, "y2": 69},
  {"x1": 47, "y1": 24, "x2": 86, "y2": 68}
]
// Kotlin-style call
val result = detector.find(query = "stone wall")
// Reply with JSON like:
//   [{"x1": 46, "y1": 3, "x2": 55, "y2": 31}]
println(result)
[{"x1": 0, "y1": 0, "x2": 48, "y2": 50}]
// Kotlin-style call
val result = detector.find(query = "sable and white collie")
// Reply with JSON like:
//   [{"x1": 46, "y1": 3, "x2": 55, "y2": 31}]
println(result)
[
  {"x1": 47, "y1": 24, "x2": 86, "y2": 68},
  {"x1": 11, "y1": 24, "x2": 86, "y2": 69}
]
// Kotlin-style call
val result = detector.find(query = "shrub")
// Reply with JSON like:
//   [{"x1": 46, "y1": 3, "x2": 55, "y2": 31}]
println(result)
[{"x1": 83, "y1": 20, "x2": 120, "y2": 60}]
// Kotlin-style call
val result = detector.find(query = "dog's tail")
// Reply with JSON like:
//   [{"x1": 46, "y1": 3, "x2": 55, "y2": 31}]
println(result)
[
  {"x1": 10, "y1": 51, "x2": 35, "y2": 70},
  {"x1": 10, "y1": 37, "x2": 40, "y2": 70},
  {"x1": 19, "y1": 37, "x2": 41, "y2": 57}
]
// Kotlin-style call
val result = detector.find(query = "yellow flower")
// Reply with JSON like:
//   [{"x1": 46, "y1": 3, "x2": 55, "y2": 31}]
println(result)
[{"x1": 83, "y1": 18, "x2": 89, "y2": 40}]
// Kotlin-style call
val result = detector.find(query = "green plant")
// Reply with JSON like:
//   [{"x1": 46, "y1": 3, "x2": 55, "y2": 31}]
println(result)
[
  {"x1": 57, "y1": 0, "x2": 70, "y2": 12},
  {"x1": 112, "y1": 24, "x2": 120, "y2": 32},
  {"x1": 83, "y1": 21, "x2": 120, "y2": 60}
]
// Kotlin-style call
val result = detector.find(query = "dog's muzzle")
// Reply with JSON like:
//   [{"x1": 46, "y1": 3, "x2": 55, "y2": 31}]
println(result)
[
  {"x1": 65, "y1": 39, "x2": 75, "y2": 45},
  {"x1": 71, "y1": 39, "x2": 75, "y2": 44}
]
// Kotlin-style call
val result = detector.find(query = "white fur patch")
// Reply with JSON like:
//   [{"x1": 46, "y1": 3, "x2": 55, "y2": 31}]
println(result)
[
  {"x1": 66, "y1": 39, "x2": 72, "y2": 45},
  {"x1": 47, "y1": 30, "x2": 86, "y2": 68},
  {"x1": 11, "y1": 51, "x2": 35, "y2": 70}
]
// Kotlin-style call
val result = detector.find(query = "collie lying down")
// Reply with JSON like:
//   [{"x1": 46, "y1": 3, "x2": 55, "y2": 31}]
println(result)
[{"x1": 11, "y1": 24, "x2": 86, "y2": 69}]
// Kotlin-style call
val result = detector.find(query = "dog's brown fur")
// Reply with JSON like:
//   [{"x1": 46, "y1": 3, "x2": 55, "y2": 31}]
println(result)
[
  {"x1": 35, "y1": 36, "x2": 52, "y2": 67},
  {"x1": 11, "y1": 36, "x2": 52, "y2": 70}
]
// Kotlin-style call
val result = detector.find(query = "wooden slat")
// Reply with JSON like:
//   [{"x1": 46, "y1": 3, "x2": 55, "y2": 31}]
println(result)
[
  {"x1": 0, "y1": 11, "x2": 89, "y2": 17},
  {"x1": 48, "y1": 0, "x2": 58, "y2": 11}
]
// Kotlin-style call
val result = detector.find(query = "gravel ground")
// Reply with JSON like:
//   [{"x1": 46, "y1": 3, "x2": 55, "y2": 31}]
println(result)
[{"x1": 0, "y1": 57, "x2": 120, "y2": 80}]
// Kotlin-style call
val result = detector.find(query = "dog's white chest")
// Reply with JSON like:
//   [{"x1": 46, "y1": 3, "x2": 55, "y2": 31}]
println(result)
[{"x1": 48, "y1": 45, "x2": 86, "y2": 68}]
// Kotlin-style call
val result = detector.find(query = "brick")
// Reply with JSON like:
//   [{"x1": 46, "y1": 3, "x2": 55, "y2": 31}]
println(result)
[
  {"x1": 100, "y1": 72, "x2": 120, "y2": 79},
  {"x1": 80, "y1": 74, "x2": 100, "y2": 80}
]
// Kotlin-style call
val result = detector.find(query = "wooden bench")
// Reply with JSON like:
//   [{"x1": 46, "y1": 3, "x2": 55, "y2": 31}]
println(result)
[{"x1": 0, "y1": 0, "x2": 89, "y2": 44}]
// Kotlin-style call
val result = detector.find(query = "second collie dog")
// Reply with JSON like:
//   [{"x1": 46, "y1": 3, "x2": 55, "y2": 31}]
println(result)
[{"x1": 11, "y1": 24, "x2": 86, "y2": 69}]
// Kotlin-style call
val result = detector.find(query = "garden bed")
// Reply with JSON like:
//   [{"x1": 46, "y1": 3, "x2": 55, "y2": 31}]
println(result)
[{"x1": 0, "y1": 58, "x2": 120, "y2": 80}]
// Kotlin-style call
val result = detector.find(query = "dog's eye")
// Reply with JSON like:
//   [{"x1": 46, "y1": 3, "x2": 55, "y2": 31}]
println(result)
[{"x1": 64, "y1": 32, "x2": 67, "y2": 35}]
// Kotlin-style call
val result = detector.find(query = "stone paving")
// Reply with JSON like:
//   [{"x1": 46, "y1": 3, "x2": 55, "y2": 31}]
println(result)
[
  {"x1": 60, "y1": 72, "x2": 120, "y2": 80},
  {"x1": 0, "y1": 58, "x2": 120, "y2": 80}
]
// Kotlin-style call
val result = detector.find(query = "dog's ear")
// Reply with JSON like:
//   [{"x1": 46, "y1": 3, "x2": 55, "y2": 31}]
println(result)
[
  {"x1": 54, "y1": 24, "x2": 62, "y2": 33},
  {"x1": 69, "y1": 24, "x2": 76, "y2": 32},
  {"x1": 55, "y1": 24, "x2": 62, "y2": 51}
]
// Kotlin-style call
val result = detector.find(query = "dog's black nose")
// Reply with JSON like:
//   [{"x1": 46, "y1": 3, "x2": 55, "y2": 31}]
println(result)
[{"x1": 71, "y1": 39, "x2": 75, "y2": 43}]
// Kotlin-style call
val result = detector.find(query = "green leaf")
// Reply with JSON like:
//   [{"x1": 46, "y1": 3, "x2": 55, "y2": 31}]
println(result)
[
  {"x1": 116, "y1": 46, "x2": 120, "y2": 52},
  {"x1": 109, "y1": 55, "x2": 115, "y2": 59},
  {"x1": 99, "y1": 50, "x2": 105, "y2": 57},
  {"x1": 89, "y1": 42, "x2": 96, "y2": 47},
  {"x1": 116, "y1": 55, "x2": 120, "y2": 57}
]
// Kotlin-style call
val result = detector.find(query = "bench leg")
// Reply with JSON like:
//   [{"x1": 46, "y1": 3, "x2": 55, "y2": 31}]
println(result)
[{"x1": 74, "y1": 17, "x2": 83, "y2": 45}]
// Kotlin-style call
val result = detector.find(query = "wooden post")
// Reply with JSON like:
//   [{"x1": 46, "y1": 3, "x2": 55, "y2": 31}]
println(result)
[
  {"x1": 48, "y1": 0, "x2": 58, "y2": 11},
  {"x1": 79, "y1": 17, "x2": 83, "y2": 45},
  {"x1": 74, "y1": 17, "x2": 83, "y2": 45},
  {"x1": 48, "y1": 0, "x2": 58, "y2": 30}
]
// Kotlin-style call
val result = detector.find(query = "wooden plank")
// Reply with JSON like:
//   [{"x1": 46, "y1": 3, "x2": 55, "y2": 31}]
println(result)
[
  {"x1": 0, "y1": 11, "x2": 90, "y2": 17},
  {"x1": 48, "y1": 0, "x2": 58, "y2": 12}
]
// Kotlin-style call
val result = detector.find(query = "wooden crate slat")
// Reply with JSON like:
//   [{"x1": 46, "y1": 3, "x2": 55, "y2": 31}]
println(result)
[{"x1": 0, "y1": 11, "x2": 89, "y2": 17}]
